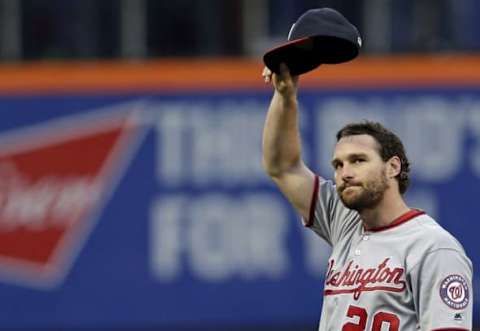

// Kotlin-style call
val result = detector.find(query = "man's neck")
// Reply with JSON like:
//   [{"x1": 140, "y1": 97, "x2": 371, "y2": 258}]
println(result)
[{"x1": 359, "y1": 191, "x2": 410, "y2": 230}]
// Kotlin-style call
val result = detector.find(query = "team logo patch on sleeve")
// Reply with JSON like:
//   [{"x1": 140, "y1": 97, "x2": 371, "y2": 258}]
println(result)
[{"x1": 439, "y1": 274, "x2": 470, "y2": 310}]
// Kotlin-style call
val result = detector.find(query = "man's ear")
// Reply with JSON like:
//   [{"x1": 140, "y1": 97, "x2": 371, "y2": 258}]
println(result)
[{"x1": 387, "y1": 156, "x2": 402, "y2": 178}]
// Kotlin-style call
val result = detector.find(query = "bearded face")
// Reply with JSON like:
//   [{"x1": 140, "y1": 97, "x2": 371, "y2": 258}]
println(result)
[{"x1": 337, "y1": 167, "x2": 389, "y2": 211}]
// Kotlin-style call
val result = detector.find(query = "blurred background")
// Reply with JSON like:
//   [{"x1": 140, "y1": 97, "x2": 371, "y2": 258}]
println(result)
[
  {"x1": 0, "y1": 0, "x2": 478, "y2": 60},
  {"x1": 0, "y1": 0, "x2": 478, "y2": 330}
]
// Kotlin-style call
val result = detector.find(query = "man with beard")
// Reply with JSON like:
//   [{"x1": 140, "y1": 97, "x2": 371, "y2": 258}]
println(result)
[{"x1": 261, "y1": 63, "x2": 473, "y2": 330}]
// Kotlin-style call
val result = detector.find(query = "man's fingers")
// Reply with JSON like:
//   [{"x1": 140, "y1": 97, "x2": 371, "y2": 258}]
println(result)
[
  {"x1": 262, "y1": 67, "x2": 272, "y2": 83},
  {"x1": 292, "y1": 75, "x2": 299, "y2": 85},
  {"x1": 278, "y1": 63, "x2": 291, "y2": 79},
  {"x1": 263, "y1": 63, "x2": 298, "y2": 93}
]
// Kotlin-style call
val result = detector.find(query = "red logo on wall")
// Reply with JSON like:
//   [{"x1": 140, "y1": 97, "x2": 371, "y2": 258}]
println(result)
[{"x1": 0, "y1": 106, "x2": 145, "y2": 288}]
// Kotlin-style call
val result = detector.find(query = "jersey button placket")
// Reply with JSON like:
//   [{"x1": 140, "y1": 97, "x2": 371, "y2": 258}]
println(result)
[{"x1": 353, "y1": 232, "x2": 370, "y2": 256}]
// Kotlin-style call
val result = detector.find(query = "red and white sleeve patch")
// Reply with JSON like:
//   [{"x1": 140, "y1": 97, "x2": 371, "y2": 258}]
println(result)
[{"x1": 439, "y1": 274, "x2": 470, "y2": 310}]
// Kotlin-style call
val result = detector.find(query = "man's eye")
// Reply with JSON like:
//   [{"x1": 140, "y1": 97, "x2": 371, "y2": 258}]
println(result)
[{"x1": 354, "y1": 159, "x2": 365, "y2": 164}]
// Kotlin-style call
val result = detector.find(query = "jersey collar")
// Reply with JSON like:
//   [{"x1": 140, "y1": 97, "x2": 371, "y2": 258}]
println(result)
[{"x1": 366, "y1": 209, "x2": 425, "y2": 233}]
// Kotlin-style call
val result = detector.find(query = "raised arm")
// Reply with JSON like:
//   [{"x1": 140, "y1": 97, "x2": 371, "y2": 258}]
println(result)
[{"x1": 262, "y1": 64, "x2": 316, "y2": 220}]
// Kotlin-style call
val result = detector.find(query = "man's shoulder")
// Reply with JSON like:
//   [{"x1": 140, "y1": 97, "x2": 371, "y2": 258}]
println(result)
[
  {"x1": 409, "y1": 213, "x2": 465, "y2": 253},
  {"x1": 403, "y1": 213, "x2": 470, "y2": 273}
]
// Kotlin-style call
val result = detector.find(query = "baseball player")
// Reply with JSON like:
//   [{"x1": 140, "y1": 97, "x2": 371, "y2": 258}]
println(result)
[{"x1": 261, "y1": 63, "x2": 473, "y2": 330}]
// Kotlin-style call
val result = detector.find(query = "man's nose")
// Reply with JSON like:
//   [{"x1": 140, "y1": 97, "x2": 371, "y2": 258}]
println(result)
[{"x1": 340, "y1": 164, "x2": 354, "y2": 181}]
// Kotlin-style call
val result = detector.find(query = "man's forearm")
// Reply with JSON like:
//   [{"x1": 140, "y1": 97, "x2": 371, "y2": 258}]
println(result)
[{"x1": 262, "y1": 91, "x2": 303, "y2": 177}]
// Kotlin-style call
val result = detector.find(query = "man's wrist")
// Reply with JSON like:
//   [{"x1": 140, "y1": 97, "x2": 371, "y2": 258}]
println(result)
[{"x1": 275, "y1": 89, "x2": 297, "y2": 103}]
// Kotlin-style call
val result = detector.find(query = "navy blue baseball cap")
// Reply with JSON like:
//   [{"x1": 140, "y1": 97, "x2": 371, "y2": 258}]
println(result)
[{"x1": 263, "y1": 8, "x2": 362, "y2": 75}]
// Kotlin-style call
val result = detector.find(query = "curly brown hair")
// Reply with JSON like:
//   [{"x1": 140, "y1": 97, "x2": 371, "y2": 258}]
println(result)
[{"x1": 336, "y1": 121, "x2": 410, "y2": 194}]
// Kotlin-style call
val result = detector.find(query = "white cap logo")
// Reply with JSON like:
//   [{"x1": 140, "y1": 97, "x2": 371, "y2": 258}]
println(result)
[{"x1": 357, "y1": 36, "x2": 362, "y2": 47}]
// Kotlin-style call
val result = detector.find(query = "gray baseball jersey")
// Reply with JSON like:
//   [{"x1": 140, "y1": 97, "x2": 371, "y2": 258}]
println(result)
[{"x1": 304, "y1": 176, "x2": 473, "y2": 331}]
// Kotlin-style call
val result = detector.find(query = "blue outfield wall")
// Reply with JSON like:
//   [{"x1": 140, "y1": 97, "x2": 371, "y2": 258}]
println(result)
[{"x1": 0, "y1": 85, "x2": 477, "y2": 330}]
